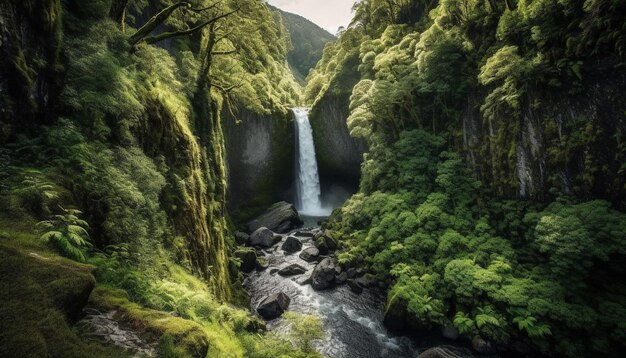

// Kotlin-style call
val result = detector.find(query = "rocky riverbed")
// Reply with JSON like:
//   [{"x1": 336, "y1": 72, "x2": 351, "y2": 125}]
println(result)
[{"x1": 239, "y1": 216, "x2": 419, "y2": 358}]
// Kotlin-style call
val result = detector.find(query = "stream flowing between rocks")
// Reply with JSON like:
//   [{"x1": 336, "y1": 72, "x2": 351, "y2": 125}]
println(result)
[{"x1": 243, "y1": 215, "x2": 419, "y2": 358}]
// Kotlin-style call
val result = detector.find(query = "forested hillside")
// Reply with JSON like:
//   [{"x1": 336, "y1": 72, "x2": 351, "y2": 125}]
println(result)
[
  {"x1": 307, "y1": 0, "x2": 626, "y2": 356},
  {"x1": 270, "y1": 5, "x2": 336, "y2": 84}
]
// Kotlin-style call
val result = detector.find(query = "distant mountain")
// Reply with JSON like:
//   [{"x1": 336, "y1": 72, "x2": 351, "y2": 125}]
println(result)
[{"x1": 269, "y1": 5, "x2": 336, "y2": 83}]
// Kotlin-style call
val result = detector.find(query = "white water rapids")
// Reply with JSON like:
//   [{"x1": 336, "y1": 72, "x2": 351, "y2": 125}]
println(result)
[{"x1": 293, "y1": 108, "x2": 330, "y2": 216}]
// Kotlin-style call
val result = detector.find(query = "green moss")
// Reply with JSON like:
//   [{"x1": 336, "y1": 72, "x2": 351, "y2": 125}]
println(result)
[
  {"x1": 0, "y1": 241, "x2": 130, "y2": 358},
  {"x1": 90, "y1": 286, "x2": 210, "y2": 358}
]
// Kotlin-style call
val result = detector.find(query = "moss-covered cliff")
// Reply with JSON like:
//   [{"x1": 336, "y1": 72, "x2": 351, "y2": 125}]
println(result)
[{"x1": 0, "y1": 1, "x2": 313, "y2": 357}]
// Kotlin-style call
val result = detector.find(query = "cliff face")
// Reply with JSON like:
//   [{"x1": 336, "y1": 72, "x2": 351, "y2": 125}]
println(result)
[
  {"x1": 309, "y1": 93, "x2": 367, "y2": 198},
  {"x1": 0, "y1": 0, "x2": 236, "y2": 300},
  {"x1": 463, "y1": 68, "x2": 626, "y2": 206},
  {"x1": 0, "y1": 0, "x2": 63, "y2": 139},
  {"x1": 222, "y1": 107, "x2": 295, "y2": 218}
]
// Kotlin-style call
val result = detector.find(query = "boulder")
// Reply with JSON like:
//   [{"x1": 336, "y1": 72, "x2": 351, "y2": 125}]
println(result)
[
  {"x1": 312, "y1": 230, "x2": 337, "y2": 254},
  {"x1": 294, "y1": 231, "x2": 314, "y2": 237},
  {"x1": 311, "y1": 258, "x2": 336, "y2": 290},
  {"x1": 418, "y1": 346, "x2": 475, "y2": 358},
  {"x1": 235, "y1": 248, "x2": 257, "y2": 273},
  {"x1": 256, "y1": 257, "x2": 269, "y2": 271},
  {"x1": 346, "y1": 268, "x2": 357, "y2": 278},
  {"x1": 246, "y1": 202, "x2": 303, "y2": 234},
  {"x1": 383, "y1": 294, "x2": 408, "y2": 331},
  {"x1": 248, "y1": 227, "x2": 275, "y2": 248},
  {"x1": 256, "y1": 292, "x2": 291, "y2": 320},
  {"x1": 355, "y1": 273, "x2": 377, "y2": 288},
  {"x1": 299, "y1": 247, "x2": 320, "y2": 262},
  {"x1": 281, "y1": 236, "x2": 303, "y2": 253},
  {"x1": 277, "y1": 263, "x2": 307, "y2": 277},
  {"x1": 471, "y1": 336, "x2": 493, "y2": 355},
  {"x1": 234, "y1": 231, "x2": 249, "y2": 245},
  {"x1": 347, "y1": 279, "x2": 363, "y2": 294},
  {"x1": 269, "y1": 268, "x2": 279, "y2": 275}
]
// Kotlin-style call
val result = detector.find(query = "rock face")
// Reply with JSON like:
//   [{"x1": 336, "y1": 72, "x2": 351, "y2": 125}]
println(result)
[
  {"x1": 418, "y1": 346, "x2": 476, "y2": 358},
  {"x1": 222, "y1": 107, "x2": 295, "y2": 214},
  {"x1": 311, "y1": 258, "x2": 336, "y2": 290},
  {"x1": 299, "y1": 247, "x2": 320, "y2": 262},
  {"x1": 309, "y1": 94, "x2": 367, "y2": 200},
  {"x1": 246, "y1": 202, "x2": 303, "y2": 234},
  {"x1": 281, "y1": 236, "x2": 303, "y2": 253},
  {"x1": 256, "y1": 292, "x2": 291, "y2": 320},
  {"x1": 235, "y1": 249, "x2": 257, "y2": 273},
  {"x1": 277, "y1": 263, "x2": 307, "y2": 277},
  {"x1": 248, "y1": 227, "x2": 276, "y2": 248}
]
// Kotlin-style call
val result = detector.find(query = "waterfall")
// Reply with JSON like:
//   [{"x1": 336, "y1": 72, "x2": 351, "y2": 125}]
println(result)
[{"x1": 293, "y1": 108, "x2": 328, "y2": 216}]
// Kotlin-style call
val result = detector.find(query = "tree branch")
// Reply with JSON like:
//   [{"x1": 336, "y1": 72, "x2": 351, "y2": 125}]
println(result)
[
  {"x1": 138, "y1": 7, "x2": 241, "y2": 46},
  {"x1": 129, "y1": 1, "x2": 191, "y2": 45}
]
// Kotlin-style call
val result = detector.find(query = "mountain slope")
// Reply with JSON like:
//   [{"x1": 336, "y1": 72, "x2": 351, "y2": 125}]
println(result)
[{"x1": 269, "y1": 5, "x2": 336, "y2": 83}]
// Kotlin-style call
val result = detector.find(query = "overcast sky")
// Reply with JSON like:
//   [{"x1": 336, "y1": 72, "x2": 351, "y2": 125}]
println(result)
[{"x1": 267, "y1": 0, "x2": 355, "y2": 34}]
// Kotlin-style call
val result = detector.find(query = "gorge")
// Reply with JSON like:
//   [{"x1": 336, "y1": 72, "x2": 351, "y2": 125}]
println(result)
[{"x1": 1, "y1": 1, "x2": 626, "y2": 358}]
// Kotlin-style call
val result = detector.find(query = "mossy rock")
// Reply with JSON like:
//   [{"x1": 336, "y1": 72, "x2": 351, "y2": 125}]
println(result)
[
  {"x1": 90, "y1": 286, "x2": 210, "y2": 358},
  {"x1": 0, "y1": 242, "x2": 130, "y2": 358},
  {"x1": 234, "y1": 247, "x2": 257, "y2": 273}
]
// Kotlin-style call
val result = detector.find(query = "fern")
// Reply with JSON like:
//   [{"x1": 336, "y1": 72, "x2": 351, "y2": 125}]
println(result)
[
  {"x1": 453, "y1": 311, "x2": 475, "y2": 334},
  {"x1": 37, "y1": 206, "x2": 92, "y2": 262},
  {"x1": 513, "y1": 315, "x2": 552, "y2": 338},
  {"x1": 475, "y1": 306, "x2": 501, "y2": 328}
]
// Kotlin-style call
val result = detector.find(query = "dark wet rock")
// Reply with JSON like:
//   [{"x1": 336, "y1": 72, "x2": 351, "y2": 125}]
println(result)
[
  {"x1": 235, "y1": 248, "x2": 257, "y2": 273},
  {"x1": 471, "y1": 336, "x2": 494, "y2": 355},
  {"x1": 281, "y1": 236, "x2": 303, "y2": 253},
  {"x1": 299, "y1": 247, "x2": 320, "y2": 262},
  {"x1": 383, "y1": 294, "x2": 408, "y2": 331},
  {"x1": 256, "y1": 292, "x2": 291, "y2": 320},
  {"x1": 234, "y1": 231, "x2": 249, "y2": 245},
  {"x1": 246, "y1": 202, "x2": 303, "y2": 234},
  {"x1": 311, "y1": 258, "x2": 336, "y2": 290},
  {"x1": 272, "y1": 235, "x2": 283, "y2": 245},
  {"x1": 347, "y1": 279, "x2": 363, "y2": 294},
  {"x1": 335, "y1": 272, "x2": 348, "y2": 284},
  {"x1": 355, "y1": 273, "x2": 377, "y2": 288},
  {"x1": 441, "y1": 324, "x2": 459, "y2": 341},
  {"x1": 269, "y1": 268, "x2": 279, "y2": 275},
  {"x1": 248, "y1": 227, "x2": 275, "y2": 248},
  {"x1": 294, "y1": 231, "x2": 314, "y2": 237},
  {"x1": 418, "y1": 346, "x2": 476, "y2": 358},
  {"x1": 256, "y1": 257, "x2": 269, "y2": 271},
  {"x1": 346, "y1": 268, "x2": 357, "y2": 278},
  {"x1": 256, "y1": 249, "x2": 266, "y2": 257},
  {"x1": 313, "y1": 230, "x2": 338, "y2": 254},
  {"x1": 277, "y1": 263, "x2": 307, "y2": 277}
]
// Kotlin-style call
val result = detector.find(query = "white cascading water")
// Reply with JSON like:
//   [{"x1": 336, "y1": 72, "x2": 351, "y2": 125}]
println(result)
[{"x1": 293, "y1": 107, "x2": 328, "y2": 216}]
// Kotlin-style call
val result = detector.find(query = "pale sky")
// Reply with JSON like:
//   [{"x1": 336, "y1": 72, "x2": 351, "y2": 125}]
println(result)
[{"x1": 267, "y1": 0, "x2": 355, "y2": 34}]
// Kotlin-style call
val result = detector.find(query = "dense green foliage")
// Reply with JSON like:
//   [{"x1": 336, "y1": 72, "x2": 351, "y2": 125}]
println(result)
[
  {"x1": 0, "y1": 0, "x2": 321, "y2": 357},
  {"x1": 310, "y1": 0, "x2": 626, "y2": 356}
]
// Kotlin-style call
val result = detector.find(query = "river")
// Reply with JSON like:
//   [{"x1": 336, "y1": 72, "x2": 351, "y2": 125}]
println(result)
[{"x1": 242, "y1": 216, "x2": 419, "y2": 358}]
